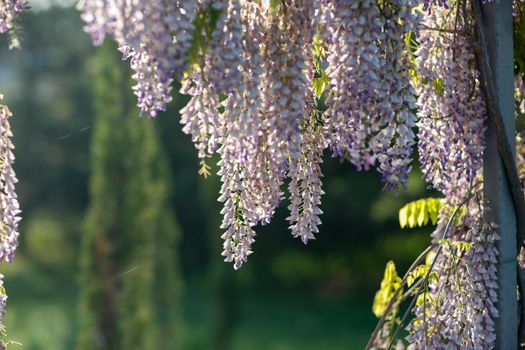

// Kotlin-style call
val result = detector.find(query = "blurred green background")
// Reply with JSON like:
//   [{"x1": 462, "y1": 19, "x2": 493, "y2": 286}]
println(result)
[{"x1": 0, "y1": 3, "x2": 433, "y2": 350}]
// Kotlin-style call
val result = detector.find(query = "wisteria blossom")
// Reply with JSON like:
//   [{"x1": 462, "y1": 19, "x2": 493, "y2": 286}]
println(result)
[
  {"x1": 416, "y1": 5, "x2": 486, "y2": 197},
  {"x1": 407, "y1": 193, "x2": 499, "y2": 349},
  {"x1": 0, "y1": 0, "x2": 23, "y2": 337},
  {"x1": 0, "y1": 0, "x2": 24, "y2": 34},
  {"x1": 0, "y1": 275, "x2": 6, "y2": 324},
  {"x1": 287, "y1": 111, "x2": 326, "y2": 244},
  {"x1": 321, "y1": 0, "x2": 418, "y2": 190},
  {"x1": 179, "y1": 72, "x2": 223, "y2": 158},
  {"x1": 0, "y1": 98, "x2": 19, "y2": 263},
  {"x1": 78, "y1": 0, "x2": 200, "y2": 116},
  {"x1": 322, "y1": 0, "x2": 384, "y2": 169},
  {"x1": 0, "y1": 0, "x2": 519, "y2": 346}
]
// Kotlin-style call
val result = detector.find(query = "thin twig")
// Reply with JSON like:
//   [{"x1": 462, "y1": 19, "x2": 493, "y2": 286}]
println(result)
[
  {"x1": 365, "y1": 192, "x2": 471, "y2": 350},
  {"x1": 364, "y1": 245, "x2": 433, "y2": 350},
  {"x1": 399, "y1": 278, "x2": 425, "y2": 304},
  {"x1": 386, "y1": 201, "x2": 469, "y2": 350}
]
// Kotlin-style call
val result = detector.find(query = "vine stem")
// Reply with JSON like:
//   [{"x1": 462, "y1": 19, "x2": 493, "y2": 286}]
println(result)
[
  {"x1": 472, "y1": 0, "x2": 525, "y2": 346},
  {"x1": 365, "y1": 193, "x2": 471, "y2": 350},
  {"x1": 364, "y1": 245, "x2": 433, "y2": 350},
  {"x1": 385, "y1": 200, "x2": 470, "y2": 350}
]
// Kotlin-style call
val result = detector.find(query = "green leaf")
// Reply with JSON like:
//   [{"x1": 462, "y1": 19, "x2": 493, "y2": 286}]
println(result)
[
  {"x1": 399, "y1": 206, "x2": 408, "y2": 229},
  {"x1": 407, "y1": 202, "x2": 416, "y2": 228},
  {"x1": 269, "y1": 0, "x2": 280, "y2": 10},
  {"x1": 432, "y1": 77, "x2": 444, "y2": 96},
  {"x1": 185, "y1": 6, "x2": 223, "y2": 74},
  {"x1": 372, "y1": 261, "x2": 402, "y2": 318},
  {"x1": 398, "y1": 198, "x2": 443, "y2": 229},
  {"x1": 417, "y1": 199, "x2": 428, "y2": 226},
  {"x1": 407, "y1": 265, "x2": 429, "y2": 287}
]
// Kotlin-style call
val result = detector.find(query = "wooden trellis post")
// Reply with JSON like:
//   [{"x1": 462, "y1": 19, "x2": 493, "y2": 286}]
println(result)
[{"x1": 481, "y1": 1, "x2": 518, "y2": 348}]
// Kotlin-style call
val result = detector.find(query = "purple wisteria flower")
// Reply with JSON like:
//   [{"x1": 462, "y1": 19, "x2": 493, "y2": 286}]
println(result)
[
  {"x1": 78, "y1": 0, "x2": 199, "y2": 117},
  {"x1": 321, "y1": 0, "x2": 419, "y2": 190},
  {"x1": 0, "y1": 0, "x2": 24, "y2": 34},
  {"x1": 416, "y1": 6, "x2": 486, "y2": 198},
  {"x1": 0, "y1": 98, "x2": 20, "y2": 263}
]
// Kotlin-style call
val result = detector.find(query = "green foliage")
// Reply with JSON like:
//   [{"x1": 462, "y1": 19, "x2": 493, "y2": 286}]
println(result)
[
  {"x1": 311, "y1": 34, "x2": 330, "y2": 99},
  {"x1": 514, "y1": 5, "x2": 525, "y2": 79},
  {"x1": 76, "y1": 41, "x2": 182, "y2": 350},
  {"x1": 372, "y1": 261, "x2": 402, "y2": 318},
  {"x1": 23, "y1": 212, "x2": 75, "y2": 267},
  {"x1": 406, "y1": 265, "x2": 428, "y2": 288},
  {"x1": 432, "y1": 77, "x2": 445, "y2": 96},
  {"x1": 269, "y1": 0, "x2": 280, "y2": 10},
  {"x1": 398, "y1": 198, "x2": 443, "y2": 229},
  {"x1": 186, "y1": 6, "x2": 222, "y2": 73},
  {"x1": 437, "y1": 239, "x2": 472, "y2": 256}
]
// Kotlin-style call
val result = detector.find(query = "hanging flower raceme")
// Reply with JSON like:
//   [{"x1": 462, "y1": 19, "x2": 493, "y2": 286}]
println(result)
[
  {"x1": 0, "y1": 98, "x2": 19, "y2": 264},
  {"x1": 179, "y1": 0, "x2": 245, "y2": 159},
  {"x1": 0, "y1": 0, "x2": 22, "y2": 335},
  {"x1": 260, "y1": 1, "x2": 314, "y2": 172},
  {"x1": 321, "y1": 0, "x2": 418, "y2": 190},
  {"x1": 322, "y1": 0, "x2": 384, "y2": 169},
  {"x1": 179, "y1": 71, "x2": 223, "y2": 158},
  {"x1": 287, "y1": 109, "x2": 326, "y2": 244},
  {"x1": 78, "y1": 0, "x2": 200, "y2": 117},
  {"x1": 0, "y1": 0, "x2": 24, "y2": 34},
  {"x1": 222, "y1": 1, "x2": 282, "y2": 227},
  {"x1": 408, "y1": 193, "x2": 499, "y2": 349},
  {"x1": 415, "y1": 5, "x2": 486, "y2": 198},
  {"x1": 370, "y1": 0, "x2": 419, "y2": 190},
  {"x1": 76, "y1": 0, "x2": 114, "y2": 45},
  {"x1": 206, "y1": 0, "x2": 243, "y2": 95},
  {"x1": 405, "y1": 5, "x2": 498, "y2": 347}
]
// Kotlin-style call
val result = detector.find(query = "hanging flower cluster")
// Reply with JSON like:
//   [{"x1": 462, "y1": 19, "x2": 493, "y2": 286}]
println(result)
[
  {"x1": 401, "y1": 2, "x2": 502, "y2": 348},
  {"x1": 0, "y1": 0, "x2": 23, "y2": 329},
  {"x1": 321, "y1": 0, "x2": 419, "y2": 189},
  {"x1": 0, "y1": 0, "x2": 519, "y2": 347},
  {"x1": 416, "y1": 4, "x2": 487, "y2": 198},
  {"x1": 79, "y1": 0, "x2": 428, "y2": 269},
  {"x1": 407, "y1": 196, "x2": 499, "y2": 349},
  {"x1": 77, "y1": 0, "x2": 203, "y2": 116},
  {"x1": 0, "y1": 98, "x2": 20, "y2": 264},
  {"x1": 0, "y1": 0, "x2": 24, "y2": 34},
  {"x1": 78, "y1": 0, "x2": 513, "y2": 347}
]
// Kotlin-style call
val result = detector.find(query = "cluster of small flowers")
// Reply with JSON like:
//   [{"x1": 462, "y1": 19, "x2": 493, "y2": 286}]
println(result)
[
  {"x1": 287, "y1": 111, "x2": 326, "y2": 244},
  {"x1": 77, "y1": 0, "x2": 203, "y2": 117},
  {"x1": 179, "y1": 0, "x2": 243, "y2": 159},
  {"x1": 214, "y1": 1, "x2": 319, "y2": 269},
  {"x1": 408, "y1": 199, "x2": 499, "y2": 349},
  {"x1": 407, "y1": 3, "x2": 501, "y2": 347},
  {"x1": 372, "y1": 0, "x2": 420, "y2": 189},
  {"x1": 0, "y1": 98, "x2": 20, "y2": 264},
  {"x1": 0, "y1": 0, "x2": 24, "y2": 330},
  {"x1": 77, "y1": 0, "x2": 500, "y2": 282},
  {"x1": 0, "y1": 275, "x2": 5, "y2": 323},
  {"x1": 320, "y1": 0, "x2": 419, "y2": 190},
  {"x1": 416, "y1": 5, "x2": 486, "y2": 198},
  {"x1": 0, "y1": 0, "x2": 24, "y2": 34},
  {"x1": 321, "y1": 0, "x2": 386, "y2": 170},
  {"x1": 422, "y1": 0, "x2": 449, "y2": 13},
  {"x1": 0, "y1": 97, "x2": 20, "y2": 328}
]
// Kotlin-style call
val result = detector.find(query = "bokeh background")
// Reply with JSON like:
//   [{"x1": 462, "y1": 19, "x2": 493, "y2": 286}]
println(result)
[{"x1": 0, "y1": 2, "x2": 434, "y2": 349}]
